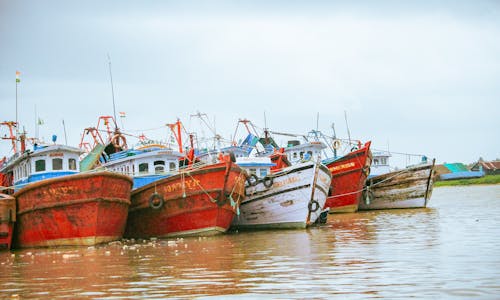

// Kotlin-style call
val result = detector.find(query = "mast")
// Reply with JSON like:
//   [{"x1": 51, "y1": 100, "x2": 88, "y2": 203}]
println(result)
[
  {"x1": 331, "y1": 122, "x2": 337, "y2": 159},
  {"x1": 344, "y1": 110, "x2": 351, "y2": 147},
  {"x1": 107, "y1": 54, "x2": 118, "y2": 129}
]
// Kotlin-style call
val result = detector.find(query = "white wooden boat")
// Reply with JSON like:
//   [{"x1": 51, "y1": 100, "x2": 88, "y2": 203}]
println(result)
[
  {"x1": 232, "y1": 157, "x2": 332, "y2": 229},
  {"x1": 359, "y1": 159, "x2": 435, "y2": 210}
]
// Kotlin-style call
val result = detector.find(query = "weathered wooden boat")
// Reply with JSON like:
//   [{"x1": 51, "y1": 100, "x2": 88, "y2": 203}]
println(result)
[
  {"x1": 322, "y1": 141, "x2": 372, "y2": 213},
  {"x1": 0, "y1": 193, "x2": 16, "y2": 250},
  {"x1": 359, "y1": 159, "x2": 436, "y2": 210},
  {"x1": 1, "y1": 142, "x2": 132, "y2": 248},
  {"x1": 92, "y1": 137, "x2": 247, "y2": 238},
  {"x1": 232, "y1": 156, "x2": 332, "y2": 229}
]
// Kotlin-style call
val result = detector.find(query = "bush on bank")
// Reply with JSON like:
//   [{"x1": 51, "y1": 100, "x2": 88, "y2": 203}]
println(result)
[{"x1": 435, "y1": 174, "x2": 500, "y2": 187}]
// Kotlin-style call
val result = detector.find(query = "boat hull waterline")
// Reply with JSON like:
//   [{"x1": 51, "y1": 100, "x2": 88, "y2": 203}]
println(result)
[
  {"x1": 125, "y1": 161, "x2": 246, "y2": 238},
  {"x1": 13, "y1": 171, "x2": 132, "y2": 248},
  {"x1": 232, "y1": 162, "x2": 332, "y2": 230},
  {"x1": 359, "y1": 161, "x2": 435, "y2": 210},
  {"x1": 323, "y1": 142, "x2": 372, "y2": 213},
  {"x1": 0, "y1": 194, "x2": 16, "y2": 250}
]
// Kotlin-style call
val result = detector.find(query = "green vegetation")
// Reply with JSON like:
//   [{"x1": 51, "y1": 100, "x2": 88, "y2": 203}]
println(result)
[{"x1": 435, "y1": 174, "x2": 500, "y2": 187}]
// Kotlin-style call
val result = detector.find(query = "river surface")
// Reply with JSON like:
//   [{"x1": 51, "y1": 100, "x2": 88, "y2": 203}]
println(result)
[{"x1": 1, "y1": 185, "x2": 499, "y2": 299}]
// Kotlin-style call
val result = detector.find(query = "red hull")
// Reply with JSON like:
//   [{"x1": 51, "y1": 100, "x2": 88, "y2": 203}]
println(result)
[
  {"x1": 126, "y1": 160, "x2": 246, "y2": 238},
  {"x1": 13, "y1": 171, "x2": 132, "y2": 248},
  {"x1": 0, "y1": 194, "x2": 16, "y2": 250},
  {"x1": 324, "y1": 142, "x2": 372, "y2": 213}
]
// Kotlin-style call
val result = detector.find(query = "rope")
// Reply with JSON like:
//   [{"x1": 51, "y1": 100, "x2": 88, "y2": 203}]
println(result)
[{"x1": 183, "y1": 170, "x2": 218, "y2": 203}]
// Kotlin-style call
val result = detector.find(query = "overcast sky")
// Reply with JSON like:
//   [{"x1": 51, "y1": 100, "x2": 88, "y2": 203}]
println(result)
[{"x1": 1, "y1": 0, "x2": 499, "y2": 167}]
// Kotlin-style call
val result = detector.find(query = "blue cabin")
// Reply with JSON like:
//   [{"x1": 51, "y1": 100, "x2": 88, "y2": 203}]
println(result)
[
  {"x1": 99, "y1": 144, "x2": 184, "y2": 189},
  {"x1": 0, "y1": 144, "x2": 82, "y2": 190}
]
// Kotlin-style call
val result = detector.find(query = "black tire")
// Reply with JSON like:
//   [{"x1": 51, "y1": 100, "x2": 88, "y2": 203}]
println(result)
[
  {"x1": 308, "y1": 200, "x2": 320, "y2": 213},
  {"x1": 247, "y1": 174, "x2": 259, "y2": 186},
  {"x1": 263, "y1": 176, "x2": 273, "y2": 188},
  {"x1": 149, "y1": 193, "x2": 164, "y2": 210},
  {"x1": 228, "y1": 151, "x2": 236, "y2": 162}
]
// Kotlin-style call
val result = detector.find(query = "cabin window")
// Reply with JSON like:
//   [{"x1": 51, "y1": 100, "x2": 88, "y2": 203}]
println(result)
[
  {"x1": 300, "y1": 152, "x2": 304, "y2": 159},
  {"x1": 381, "y1": 158, "x2": 387, "y2": 165},
  {"x1": 260, "y1": 169, "x2": 268, "y2": 177},
  {"x1": 52, "y1": 158, "x2": 63, "y2": 170},
  {"x1": 68, "y1": 158, "x2": 77, "y2": 170},
  {"x1": 293, "y1": 153, "x2": 298, "y2": 159},
  {"x1": 373, "y1": 159, "x2": 379, "y2": 165},
  {"x1": 35, "y1": 159, "x2": 46, "y2": 172},
  {"x1": 169, "y1": 162, "x2": 176, "y2": 171},
  {"x1": 154, "y1": 161, "x2": 165, "y2": 174},
  {"x1": 139, "y1": 163, "x2": 149, "y2": 174},
  {"x1": 249, "y1": 168, "x2": 257, "y2": 175}
]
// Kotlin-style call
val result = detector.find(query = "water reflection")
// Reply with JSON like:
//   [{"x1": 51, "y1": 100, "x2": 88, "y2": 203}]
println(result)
[{"x1": 1, "y1": 185, "x2": 499, "y2": 299}]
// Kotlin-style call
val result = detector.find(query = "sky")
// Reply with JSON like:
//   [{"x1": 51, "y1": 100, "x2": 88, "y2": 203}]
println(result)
[{"x1": 1, "y1": 0, "x2": 499, "y2": 168}]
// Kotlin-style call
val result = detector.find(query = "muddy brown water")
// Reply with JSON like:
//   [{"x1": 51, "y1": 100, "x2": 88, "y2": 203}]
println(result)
[{"x1": 1, "y1": 185, "x2": 499, "y2": 299}]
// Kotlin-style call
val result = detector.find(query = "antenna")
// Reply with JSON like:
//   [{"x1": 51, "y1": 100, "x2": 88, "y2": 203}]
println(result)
[
  {"x1": 316, "y1": 112, "x2": 319, "y2": 132},
  {"x1": 62, "y1": 119, "x2": 68, "y2": 145},
  {"x1": 35, "y1": 105, "x2": 38, "y2": 139},
  {"x1": 344, "y1": 110, "x2": 351, "y2": 146},
  {"x1": 107, "y1": 54, "x2": 118, "y2": 129}
]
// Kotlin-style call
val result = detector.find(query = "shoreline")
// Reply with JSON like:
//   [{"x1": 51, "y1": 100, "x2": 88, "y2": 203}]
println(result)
[{"x1": 434, "y1": 174, "x2": 500, "y2": 187}]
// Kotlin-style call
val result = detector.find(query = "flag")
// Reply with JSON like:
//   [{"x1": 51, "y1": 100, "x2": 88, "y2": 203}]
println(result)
[
  {"x1": 16, "y1": 71, "x2": 20, "y2": 83},
  {"x1": 119, "y1": 111, "x2": 126, "y2": 118},
  {"x1": 37, "y1": 118, "x2": 44, "y2": 125}
]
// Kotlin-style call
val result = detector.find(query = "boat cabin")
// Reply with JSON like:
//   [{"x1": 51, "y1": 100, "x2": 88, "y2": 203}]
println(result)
[
  {"x1": 100, "y1": 146, "x2": 184, "y2": 189},
  {"x1": 235, "y1": 157, "x2": 276, "y2": 179},
  {"x1": 196, "y1": 145, "x2": 250, "y2": 165},
  {"x1": 370, "y1": 151, "x2": 392, "y2": 177},
  {"x1": 0, "y1": 144, "x2": 82, "y2": 190},
  {"x1": 283, "y1": 140, "x2": 326, "y2": 165}
]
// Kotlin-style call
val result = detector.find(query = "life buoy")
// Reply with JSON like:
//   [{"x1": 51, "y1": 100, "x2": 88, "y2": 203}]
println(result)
[
  {"x1": 308, "y1": 200, "x2": 320, "y2": 213},
  {"x1": 246, "y1": 174, "x2": 259, "y2": 186},
  {"x1": 332, "y1": 139, "x2": 341, "y2": 150},
  {"x1": 111, "y1": 134, "x2": 127, "y2": 149},
  {"x1": 263, "y1": 176, "x2": 273, "y2": 188},
  {"x1": 149, "y1": 193, "x2": 164, "y2": 209}
]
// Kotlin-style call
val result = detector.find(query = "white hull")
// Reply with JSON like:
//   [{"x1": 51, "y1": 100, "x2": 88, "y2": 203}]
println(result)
[
  {"x1": 359, "y1": 161, "x2": 435, "y2": 210},
  {"x1": 232, "y1": 161, "x2": 332, "y2": 229}
]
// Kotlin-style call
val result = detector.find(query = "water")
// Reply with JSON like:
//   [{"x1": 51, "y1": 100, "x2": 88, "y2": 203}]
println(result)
[{"x1": 1, "y1": 185, "x2": 499, "y2": 299}]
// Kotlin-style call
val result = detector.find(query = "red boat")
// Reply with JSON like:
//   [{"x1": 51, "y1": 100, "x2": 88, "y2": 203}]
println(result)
[
  {"x1": 323, "y1": 141, "x2": 372, "y2": 213},
  {"x1": 13, "y1": 171, "x2": 132, "y2": 248},
  {"x1": 0, "y1": 193, "x2": 16, "y2": 250},
  {"x1": 125, "y1": 157, "x2": 246, "y2": 238}
]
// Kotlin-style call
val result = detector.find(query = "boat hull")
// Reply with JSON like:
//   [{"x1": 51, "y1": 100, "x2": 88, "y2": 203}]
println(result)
[
  {"x1": 232, "y1": 162, "x2": 332, "y2": 229},
  {"x1": 125, "y1": 161, "x2": 246, "y2": 238},
  {"x1": 13, "y1": 172, "x2": 132, "y2": 248},
  {"x1": 0, "y1": 194, "x2": 16, "y2": 250},
  {"x1": 324, "y1": 142, "x2": 372, "y2": 213},
  {"x1": 359, "y1": 161, "x2": 435, "y2": 210}
]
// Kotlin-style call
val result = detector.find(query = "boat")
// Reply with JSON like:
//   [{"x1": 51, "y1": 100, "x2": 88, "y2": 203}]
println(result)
[
  {"x1": 0, "y1": 141, "x2": 132, "y2": 248},
  {"x1": 92, "y1": 131, "x2": 247, "y2": 238},
  {"x1": 321, "y1": 141, "x2": 372, "y2": 213},
  {"x1": 0, "y1": 193, "x2": 16, "y2": 250},
  {"x1": 279, "y1": 132, "x2": 372, "y2": 213},
  {"x1": 231, "y1": 154, "x2": 332, "y2": 229},
  {"x1": 359, "y1": 153, "x2": 436, "y2": 210}
]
